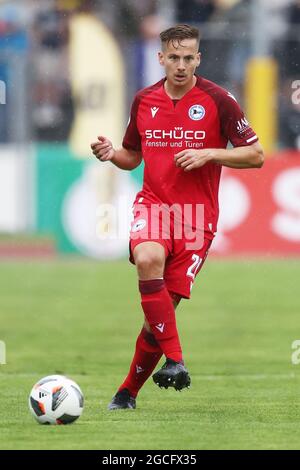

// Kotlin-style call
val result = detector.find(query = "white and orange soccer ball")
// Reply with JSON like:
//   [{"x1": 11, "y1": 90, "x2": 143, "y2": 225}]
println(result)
[{"x1": 28, "y1": 375, "x2": 84, "y2": 425}]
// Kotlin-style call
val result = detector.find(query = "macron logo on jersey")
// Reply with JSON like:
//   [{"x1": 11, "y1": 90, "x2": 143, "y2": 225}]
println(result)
[{"x1": 151, "y1": 106, "x2": 159, "y2": 118}]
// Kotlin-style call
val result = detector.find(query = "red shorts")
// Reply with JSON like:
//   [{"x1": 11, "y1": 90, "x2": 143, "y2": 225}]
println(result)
[{"x1": 129, "y1": 201, "x2": 213, "y2": 299}]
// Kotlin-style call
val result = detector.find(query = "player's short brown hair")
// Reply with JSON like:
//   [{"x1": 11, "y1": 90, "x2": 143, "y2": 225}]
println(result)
[{"x1": 160, "y1": 24, "x2": 200, "y2": 49}]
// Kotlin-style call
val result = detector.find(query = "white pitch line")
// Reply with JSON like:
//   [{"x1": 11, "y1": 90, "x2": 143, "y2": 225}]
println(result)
[
  {"x1": 196, "y1": 373, "x2": 297, "y2": 381},
  {"x1": 0, "y1": 372, "x2": 298, "y2": 380}
]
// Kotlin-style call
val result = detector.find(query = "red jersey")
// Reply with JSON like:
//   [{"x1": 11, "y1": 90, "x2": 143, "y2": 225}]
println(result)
[{"x1": 123, "y1": 75, "x2": 258, "y2": 239}]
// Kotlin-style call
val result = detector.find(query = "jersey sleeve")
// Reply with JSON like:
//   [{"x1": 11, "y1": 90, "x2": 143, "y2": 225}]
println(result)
[
  {"x1": 122, "y1": 95, "x2": 141, "y2": 151},
  {"x1": 219, "y1": 92, "x2": 258, "y2": 147}
]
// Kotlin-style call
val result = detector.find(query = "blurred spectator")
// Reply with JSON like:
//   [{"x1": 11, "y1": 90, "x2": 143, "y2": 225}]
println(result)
[
  {"x1": 0, "y1": 2, "x2": 29, "y2": 142},
  {"x1": 280, "y1": 102, "x2": 300, "y2": 150},
  {"x1": 175, "y1": 0, "x2": 215, "y2": 23},
  {"x1": 116, "y1": 0, "x2": 158, "y2": 38},
  {"x1": 281, "y1": 0, "x2": 300, "y2": 80},
  {"x1": 32, "y1": 80, "x2": 74, "y2": 142},
  {"x1": 34, "y1": 6, "x2": 68, "y2": 49},
  {"x1": 222, "y1": 0, "x2": 251, "y2": 101},
  {"x1": 135, "y1": 14, "x2": 165, "y2": 89},
  {"x1": 192, "y1": 1, "x2": 232, "y2": 87},
  {"x1": 31, "y1": 2, "x2": 73, "y2": 141},
  {"x1": 275, "y1": 0, "x2": 300, "y2": 150},
  {"x1": 279, "y1": 80, "x2": 300, "y2": 150}
]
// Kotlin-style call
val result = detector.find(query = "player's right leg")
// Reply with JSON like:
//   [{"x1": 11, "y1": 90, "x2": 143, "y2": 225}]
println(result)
[
  {"x1": 134, "y1": 241, "x2": 191, "y2": 391},
  {"x1": 134, "y1": 241, "x2": 183, "y2": 360}
]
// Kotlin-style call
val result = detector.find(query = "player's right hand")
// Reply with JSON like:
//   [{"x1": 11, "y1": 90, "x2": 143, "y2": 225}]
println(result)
[{"x1": 90, "y1": 136, "x2": 115, "y2": 162}]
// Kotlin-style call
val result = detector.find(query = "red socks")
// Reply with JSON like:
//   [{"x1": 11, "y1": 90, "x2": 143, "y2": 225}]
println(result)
[
  {"x1": 118, "y1": 279, "x2": 182, "y2": 398},
  {"x1": 118, "y1": 327, "x2": 162, "y2": 397},
  {"x1": 139, "y1": 279, "x2": 182, "y2": 362}
]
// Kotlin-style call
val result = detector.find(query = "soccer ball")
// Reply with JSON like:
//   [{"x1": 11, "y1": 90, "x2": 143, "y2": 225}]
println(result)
[{"x1": 29, "y1": 375, "x2": 84, "y2": 425}]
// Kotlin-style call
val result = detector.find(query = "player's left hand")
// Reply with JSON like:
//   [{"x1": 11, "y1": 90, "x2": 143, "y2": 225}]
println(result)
[{"x1": 174, "y1": 149, "x2": 215, "y2": 171}]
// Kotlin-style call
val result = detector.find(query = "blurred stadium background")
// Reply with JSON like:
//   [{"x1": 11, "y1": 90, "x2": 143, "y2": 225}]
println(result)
[
  {"x1": 0, "y1": 0, "x2": 300, "y2": 450},
  {"x1": 0, "y1": 0, "x2": 299, "y2": 257}
]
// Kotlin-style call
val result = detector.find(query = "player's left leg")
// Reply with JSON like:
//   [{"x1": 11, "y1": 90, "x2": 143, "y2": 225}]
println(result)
[
  {"x1": 108, "y1": 297, "x2": 179, "y2": 410},
  {"x1": 108, "y1": 300, "x2": 188, "y2": 409},
  {"x1": 108, "y1": 327, "x2": 161, "y2": 411}
]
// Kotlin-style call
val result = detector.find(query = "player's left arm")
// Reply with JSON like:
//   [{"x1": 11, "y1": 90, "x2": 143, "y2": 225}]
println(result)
[
  {"x1": 175, "y1": 87, "x2": 266, "y2": 171},
  {"x1": 210, "y1": 141, "x2": 264, "y2": 169},
  {"x1": 174, "y1": 142, "x2": 264, "y2": 171}
]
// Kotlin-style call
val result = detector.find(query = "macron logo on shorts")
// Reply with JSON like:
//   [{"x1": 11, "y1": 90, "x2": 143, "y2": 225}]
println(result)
[{"x1": 155, "y1": 323, "x2": 165, "y2": 333}]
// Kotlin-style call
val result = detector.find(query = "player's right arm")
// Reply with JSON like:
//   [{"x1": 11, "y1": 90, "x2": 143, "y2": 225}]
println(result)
[
  {"x1": 91, "y1": 135, "x2": 142, "y2": 170},
  {"x1": 91, "y1": 93, "x2": 143, "y2": 171}
]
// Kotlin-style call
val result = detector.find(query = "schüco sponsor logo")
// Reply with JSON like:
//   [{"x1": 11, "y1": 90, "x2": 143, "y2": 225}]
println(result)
[{"x1": 145, "y1": 128, "x2": 206, "y2": 140}]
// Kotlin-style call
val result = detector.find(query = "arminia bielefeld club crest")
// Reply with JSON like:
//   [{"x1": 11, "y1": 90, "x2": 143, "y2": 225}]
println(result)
[{"x1": 189, "y1": 104, "x2": 205, "y2": 120}]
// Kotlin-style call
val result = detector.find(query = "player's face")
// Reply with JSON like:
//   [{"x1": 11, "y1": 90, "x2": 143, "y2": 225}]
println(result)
[{"x1": 158, "y1": 38, "x2": 201, "y2": 88}]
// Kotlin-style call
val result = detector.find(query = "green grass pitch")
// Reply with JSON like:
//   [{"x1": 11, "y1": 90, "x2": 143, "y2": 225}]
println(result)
[{"x1": 0, "y1": 258, "x2": 300, "y2": 450}]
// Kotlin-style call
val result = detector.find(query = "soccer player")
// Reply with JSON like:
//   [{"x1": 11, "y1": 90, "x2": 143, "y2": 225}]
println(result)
[{"x1": 91, "y1": 24, "x2": 264, "y2": 410}]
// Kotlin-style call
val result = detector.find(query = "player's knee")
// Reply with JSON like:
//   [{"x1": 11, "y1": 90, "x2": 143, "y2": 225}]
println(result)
[{"x1": 135, "y1": 251, "x2": 164, "y2": 277}]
